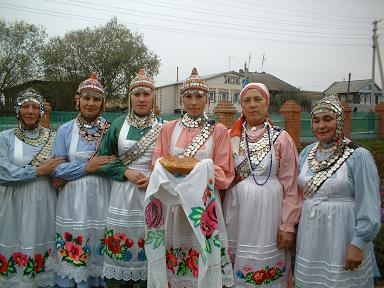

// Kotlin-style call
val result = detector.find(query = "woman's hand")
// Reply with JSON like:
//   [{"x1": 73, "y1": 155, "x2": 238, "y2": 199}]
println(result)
[
  {"x1": 277, "y1": 229, "x2": 295, "y2": 249},
  {"x1": 345, "y1": 244, "x2": 363, "y2": 270},
  {"x1": 86, "y1": 155, "x2": 117, "y2": 173},
  {"x1": 52, "y1": 178, "x2": 67, "y2": 189},
  {"x1": 124, "y1": 169, "x2": 149, "y2": 190},
  {"x1": 36, "y1": 157, "x2": 65, "y2": 176}
]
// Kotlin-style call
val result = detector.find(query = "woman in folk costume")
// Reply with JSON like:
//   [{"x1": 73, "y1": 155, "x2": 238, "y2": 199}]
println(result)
[
  {"x1": 145, "y1": 67, "x2": 235, "y2": 288},
  {"x1": 224, "y1": 83, "x2": 301, "y2": 288},
  {"x1": 96, "y1": 69, "x2": 164, "y2": 288},
  {"x1": 51, "y1": 73, "x2": 114, "y2": 288},
  {"x1": 0, "y1": 88, "x2": 65, "y2": 288},
  {"x1": 294, "y1": 95, "x2": 380, "y2": 288}
]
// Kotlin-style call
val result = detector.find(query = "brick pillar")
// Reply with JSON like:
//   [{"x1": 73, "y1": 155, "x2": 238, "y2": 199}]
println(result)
[
  {"x1": 374, "y1": 102, "x2": 384, "y2": 139},
  {"x1": 341, "y1": 101, "x2": 352, "y2": 137},
  {"x1": 41, "y1": 99, "x2": 51, "y2": 129},
  {"x1": 279, "y1": 100, "x2": 301, "y2": 147},
  {"x1": 213, "y1": 100, "x2": 237, "y2": 129}
]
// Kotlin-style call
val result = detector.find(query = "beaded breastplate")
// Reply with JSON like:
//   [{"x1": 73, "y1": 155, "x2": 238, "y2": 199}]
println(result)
[
  {"x1": 303, "y1": 140, "x2": 357, "y2": 198},
  {"x1": 76, "y1": 115, "x2": 109, "y2": 142},
  {"x1": 232, "y1": 123, "x2": 282, "y2": 187},
  {"x1": 182, "y1": 119, "x2": 216, "y2": 157},
  {"x1": 120, "y1": 121, "x2": 162, "y2": 166}
]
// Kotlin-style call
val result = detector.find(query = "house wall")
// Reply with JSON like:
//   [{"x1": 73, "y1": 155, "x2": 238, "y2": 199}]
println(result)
[{"x1": 155, "y1": 73, "x2": 245, "y2": 114}]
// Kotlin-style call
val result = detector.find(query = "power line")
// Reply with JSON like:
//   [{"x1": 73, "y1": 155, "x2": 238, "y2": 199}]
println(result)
[
  {"x1": 45, "y1": 0, "x2": 370, "y2": 40},
  {"x1": 0, "y1": 2, "x2": 371, "y2": 46},
  {"x1": 118, "y1": 0, "x2": 369, "y2": 31},
  {"x1": 192, "y1": 0, "x2": 371, "y2": 22}
]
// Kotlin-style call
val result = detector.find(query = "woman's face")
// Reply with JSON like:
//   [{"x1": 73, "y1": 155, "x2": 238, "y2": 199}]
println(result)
[
  {"x1": 79, "y1": 95, "x2": 103, "y2": 121},
  {"x1": 312, "y1": 111, "x2": 337, "y2": 144},
  {"x1": 19, "y1": 101, "x2": 41, "y2": 129},
  {"x1": 131, "y1": 90, "x2": 154, "y2": 116},
  {"x1": 241, "y1": 89, "x2": 268, "y2": 126},
  {"x1": 183, "y1": 92, "x2": 207, "y2": 117}
]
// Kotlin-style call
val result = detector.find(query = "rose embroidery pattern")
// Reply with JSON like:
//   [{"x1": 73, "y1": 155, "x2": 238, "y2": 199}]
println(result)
[
  {"x1": 56, "y1": 232, "x2": 90, "y2": 267},
  {"x1": 236, "y1": 263, "x2": 286, "y2": 285},
  {"x1": 0, "y1": 250, "x2": 51, "y2": 278},
  {"x1": 145, "y1": 197, "x2": 165, "y2": 249},
  {"x1": 188, "y1": 178, "x2": 221, "y2": 253},
  {"x1": 166, "y1": 247, "x2": 199, "y2": 278},
  {"x1": 102, "y1": 230, "x2": 136, "y2": 262},
  {"x1": 0, "y1": 254, "x2": 16, "y2": 278}
]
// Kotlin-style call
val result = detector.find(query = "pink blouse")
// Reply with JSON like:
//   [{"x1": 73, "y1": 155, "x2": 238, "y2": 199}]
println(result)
[
  {"x1": 230, "y1": 129, "x2": 302, "y2": 233},
  {"x1": 152, "y1": 120, "x2": 235, "y2": 190}
]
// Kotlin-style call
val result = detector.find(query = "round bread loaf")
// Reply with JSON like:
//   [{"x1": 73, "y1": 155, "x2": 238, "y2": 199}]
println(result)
[{"x1": 159, "y1": 155, "x2": 199, "y2": 174}]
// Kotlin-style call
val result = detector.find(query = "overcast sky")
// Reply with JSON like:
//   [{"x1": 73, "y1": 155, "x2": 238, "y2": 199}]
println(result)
[{"x1": 1, "y1": 0, "x2": 383, "y2": 91}]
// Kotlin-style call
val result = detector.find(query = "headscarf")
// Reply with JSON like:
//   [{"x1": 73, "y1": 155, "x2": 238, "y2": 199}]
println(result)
[
  {"x1": 181, "y1": 67, "x2": 209, "y2": 96},
  {"x1": 230, "y1": 83, "x2": 270, "y2": 138},
  {"x1": 76, "y1": 72, "x2": 105, "y2": 115},
  {"x1": 15, "y1": 88, "x2": 45, "y2": 121},
  {"x1": 311, "y1": 94, "x2": 344, "y2": 141}
]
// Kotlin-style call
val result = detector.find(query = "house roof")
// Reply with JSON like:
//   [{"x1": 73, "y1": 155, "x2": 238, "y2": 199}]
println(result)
[
  {"x1": 156, "y1": 70, "x2": 298, "y2": 93},
  {"x1": 323, "y1": 79, "x2": 372, "y2": 94},
  {"x1": 247, "y1": 72, "x2": 299, "y2": 92},
  {"x1": 156, "y1": 71, "x2": 242, "y2": 89}
]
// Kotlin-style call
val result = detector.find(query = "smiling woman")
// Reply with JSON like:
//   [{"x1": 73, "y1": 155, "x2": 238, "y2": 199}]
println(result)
[
  {"x1": 51, "y1": 73, "x2": 114, "y2": 288},
  {"x1": 294, "y1": 95, "x2": 381, "y2": 288},
  {"x1": 224, "y1": 82, "x2": 301, "y2": 288},
  {"x1": 0, "y1": 88, "x2": 64, "y2": 288}
]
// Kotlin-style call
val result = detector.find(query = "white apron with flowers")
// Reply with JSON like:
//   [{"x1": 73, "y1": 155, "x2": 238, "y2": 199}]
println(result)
[
  {"x1": 103, "y1": 119, "x2": 156, "y2": 281},
  {"x1": 224, "y1": 135, "x2": 290, "y2": 288},
  {"x1": 144, "y1": 123, "x2": 234, "y2": 288},
  {"x1": 54, "y1": 122, "x2": 111, "y2": 283},
  {"x1": 0, "y1": 130, "x2": 56, "y2": 288}
]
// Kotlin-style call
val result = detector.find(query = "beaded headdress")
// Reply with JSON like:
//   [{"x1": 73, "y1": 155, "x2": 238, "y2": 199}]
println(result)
[
  {"x1": 15, "y1": 88, "x2": 45, "y2": 120},
  {"x1": 129, "y1": 69, "x2": 155, "y2": 95},
  {"x1": 311, "y1": 94, "x2": 344, "y2": 139},
  {"x1": 77, "y1": 72, "x2": 105, "y2": 99},
  {"x1": 181, "y1": 67, "x2": 209, "y2": 96}
]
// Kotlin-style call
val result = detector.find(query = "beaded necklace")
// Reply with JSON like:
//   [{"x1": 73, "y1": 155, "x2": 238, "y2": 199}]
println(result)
[
  {"x1": 76, "y1": 114, "x2": 104, "y2": 142},
  {"x1": 127, "y1": 111, "x2": 154, "y2": 130},
  {"x1": 243, "y1": 122, "x2": 273, "y2": 186},
  {"x1": 181, "y1": 113, "x2": 208, "y2": 128},
  {"x1": 183, "y1": 119, "x2": 215, "y2": 157},
  {"x1": 304, "y1": 140, "x2": 355, "y2": 198},
  {"x1": 14, "y1": 125, "x2": 48, "y2": 146}
]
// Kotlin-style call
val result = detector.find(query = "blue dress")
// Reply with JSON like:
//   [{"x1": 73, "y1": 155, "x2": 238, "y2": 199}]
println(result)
[
  {"x1": 51, "y1": 119, "x2": 111, "y2": 288},
  {"x1": 294, "y1": 142, "x2": 381, "y2": 288},
  {"x1": 0, "y1": 128, "x2": 57, "y2": 288}
]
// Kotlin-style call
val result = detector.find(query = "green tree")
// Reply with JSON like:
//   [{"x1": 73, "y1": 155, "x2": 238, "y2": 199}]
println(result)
[
  {"x1": 40, "y1": 17, "x2": 160, "y2": 102},
  {"x1": 0, "y1": 19, "x2": 46, "y2": 99}
]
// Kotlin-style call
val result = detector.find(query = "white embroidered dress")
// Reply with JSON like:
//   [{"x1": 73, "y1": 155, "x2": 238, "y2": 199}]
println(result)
[
  {"x1": 145, "y1": 123, "x2": 234, "y2": 288},
  {"x1": 0, "y1": 128, "x2": 56, "y2": 288},
  {"x1": 53, "y1": 121, "x2": 111, "y2": 283},
  {"x1": 224, "y1": 129, "x2": 290, "y2": 288},
  {"x1": 103, "y1": 118, "x2": 159, "y2": 281}
]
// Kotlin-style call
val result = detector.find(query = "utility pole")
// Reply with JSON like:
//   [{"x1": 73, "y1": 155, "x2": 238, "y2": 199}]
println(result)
[
  {"x1": 374, "y1": 19, "x2": 384, "y2": 103},
  {"x1": 371, "y1": 19, "x2": 379, "y2": 105}
]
